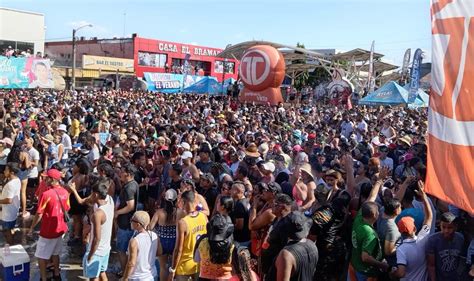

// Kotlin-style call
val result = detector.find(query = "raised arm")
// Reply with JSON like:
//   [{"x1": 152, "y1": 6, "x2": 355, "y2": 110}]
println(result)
[
  {"x1": 394, "y1": 176, "x2": 416, "y2": 201},
  {"x1": 366, "y1": 166, "x2": 389, "y2": 202},
  {"x1": 416, "y1": 181, "x2": 433, "y2": 228},
  {"x1": 344, "y1": 154, "x2": 356, "y2": 197}
]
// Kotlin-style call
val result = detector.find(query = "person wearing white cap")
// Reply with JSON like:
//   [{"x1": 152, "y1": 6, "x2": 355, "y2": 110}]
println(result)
[
  {"x1": 181, "y1": 151, "x2": 199, "y2": 182},
  {"x1": 260, "y1": 161, "x2": 276, "y2": 183},
  {"x1": 149, "y1": 189, "x2": 186, "y2": 281},
  {"x1": 57, "y1": 124, "x2": 72, "y2": 164},
  {"x1": 178, "y1": 142, "x2": 191, "y2": 151}
]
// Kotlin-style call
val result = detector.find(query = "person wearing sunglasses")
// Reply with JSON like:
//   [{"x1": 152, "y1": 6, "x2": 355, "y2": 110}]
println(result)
[{"x1": 122, "y1": 211, "x2": 158, "y2": 281}]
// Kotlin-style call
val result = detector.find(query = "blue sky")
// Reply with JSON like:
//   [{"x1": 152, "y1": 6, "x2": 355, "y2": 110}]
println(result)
[{"x1": 3, "y1": 0, "x2": 431, "y2": 65}]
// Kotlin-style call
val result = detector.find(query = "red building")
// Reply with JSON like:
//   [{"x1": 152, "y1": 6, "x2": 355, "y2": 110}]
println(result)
[{"x1": 45, "y1": 34, "x2": 239, "y2": 82}]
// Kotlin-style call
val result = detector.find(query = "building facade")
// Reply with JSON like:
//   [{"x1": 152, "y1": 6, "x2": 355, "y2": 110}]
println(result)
[
  {"x1": 45, "y1": 34, "x2": 239, "y2": 82},
  {"x1": 0, "y1": 7, "x2": 45, "y2": 55}
]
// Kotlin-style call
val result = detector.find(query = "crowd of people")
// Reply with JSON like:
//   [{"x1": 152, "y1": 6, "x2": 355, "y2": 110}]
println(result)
[
  {"x1": 2, "y1": 46, "x2": 46, "y2": 58},
  {"x1": 0, "y1": 88, "x2": 472, "y2": 281}
]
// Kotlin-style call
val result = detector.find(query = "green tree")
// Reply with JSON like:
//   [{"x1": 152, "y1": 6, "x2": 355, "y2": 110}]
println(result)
[{"x1": 293, "y1": 42, "x2": 309, "y2": 90}]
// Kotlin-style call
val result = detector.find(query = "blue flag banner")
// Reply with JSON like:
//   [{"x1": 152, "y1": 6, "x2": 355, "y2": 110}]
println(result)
[{"x1": 408, "y1": 48, "x2": 423, "y2": 103}]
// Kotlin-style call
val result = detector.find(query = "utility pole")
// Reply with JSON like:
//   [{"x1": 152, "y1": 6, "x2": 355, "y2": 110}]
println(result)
[
  {"x1": 71, "y1": 29, "x2": 76, "y2": 91},
  {"x1": 71, "y1": 24, "x2": 92, "y2": 92}
]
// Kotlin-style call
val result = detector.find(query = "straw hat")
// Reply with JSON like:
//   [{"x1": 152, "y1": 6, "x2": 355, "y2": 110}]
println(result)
[
  {"x1": 398, "y1": 135, "x2": 412, "y2": 146},
  {"x1": 299, "y1": 163, "x2": 315, "y2": 180},
  {"x1": 325, "y1": 169, "x2": 342, "y2": 180},
  {"x1": 245, "y1": 143, "x2": 260, "y2": 158}
]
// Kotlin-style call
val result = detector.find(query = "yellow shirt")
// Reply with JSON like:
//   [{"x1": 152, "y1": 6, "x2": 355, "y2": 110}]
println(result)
[
  {"x1": 198, "y1": 238, "x2": 233, "y2": 279},
  {"x1": 71, "y1": 119, "x2": 80, "y2": 138},
  {"x1": 176, "y1": 212, "x2": 207, "y2": 275}
]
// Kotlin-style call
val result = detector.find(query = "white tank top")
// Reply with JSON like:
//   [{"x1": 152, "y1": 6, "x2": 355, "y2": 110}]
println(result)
[
  {"x1": 381, "y1": 126, "x2": 393, "y2": 138},
  {"x1": 129, "y1": 231, "x2": 158, "y2": 280},
  {"x1": 88, "y1": 195, "x2": 114, "y2": 256}
]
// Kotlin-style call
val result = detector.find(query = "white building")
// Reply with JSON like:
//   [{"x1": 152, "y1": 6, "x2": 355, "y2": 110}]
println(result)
[{"x1": 0, "y1": 7, "x2": 45, "y2": 55}]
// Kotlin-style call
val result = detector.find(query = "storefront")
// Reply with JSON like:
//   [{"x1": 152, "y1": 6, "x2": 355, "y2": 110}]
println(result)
[{"x1": 133, "y1": 36, "x2": 239, "y2": 82}]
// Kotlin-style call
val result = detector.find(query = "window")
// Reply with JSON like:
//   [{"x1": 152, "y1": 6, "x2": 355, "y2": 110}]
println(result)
[
  {"x1": 16, "y1": 41, "x2": 34, "y2": 53},
  {"x1": 214, "y1": 61, "x2": 235, "y2": 74},
  {"x1": 138, "y1": 51, "x2": 167, "y2": 68}
]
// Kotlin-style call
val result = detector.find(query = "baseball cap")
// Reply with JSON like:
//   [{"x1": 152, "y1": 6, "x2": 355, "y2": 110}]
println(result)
[
  {"x1": 274, "y1": 154, "x2": 285, "y2": 163},
  {"x1": 47, "y1": 169, "x2": 62, "y2": 180},
  {"x1": 440, "y1": 212, "x2": 457, "y2": 224},
  {"x1": 208, "y1": 214, "x2": 234, "y2": 242},
  {"x1": 261, "y1": 162, "x2": 275, "y2": 173},
  {"x1": 72, "y1": 143, "x2": 83, "y2": 149},
  {"x1": 164, "y1": 189, "x2": 178, "y2": 202},
  {"x1": 181, "y1": 151, "x2": 193, "y2": 160},
  {"x1": 178, "y1": 142, "x2": 191, "y2": 150},
  {"x1": 285, "y1": 211, "x2": 312, "y2": 240},
  {"x1": 58, "y1": 124, "x2": 67, "y2": 132},
  {"x1": 293, "y1": 145, "x2": 303, "y2": 152},
  {"x1": 200, "y1": 172, "x2": 215, "y2": 183},
  {"x1": 266, "y1": 182, "x2": 282, "y2": 193},
  {"x1": 397, "y1": 216, "x2": 416, "y2": 234}
]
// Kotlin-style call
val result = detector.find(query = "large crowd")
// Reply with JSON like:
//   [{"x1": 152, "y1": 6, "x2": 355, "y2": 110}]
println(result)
[{"x1": 0, "y1": 88, "x2": 472, "y2": 281}]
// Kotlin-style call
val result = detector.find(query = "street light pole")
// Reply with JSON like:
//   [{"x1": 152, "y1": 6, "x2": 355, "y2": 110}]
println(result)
[
  {"x1": 71, "y1": 24, "x2": 92, "y2": 92},
  {"x1": 71, "y1": 29, "x2": 76, "y2": 91}
]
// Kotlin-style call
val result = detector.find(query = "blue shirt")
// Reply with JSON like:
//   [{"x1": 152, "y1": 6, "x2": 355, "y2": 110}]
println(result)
[{"x1": 396, "y1": 207, "x2": 424, "y2": 233}]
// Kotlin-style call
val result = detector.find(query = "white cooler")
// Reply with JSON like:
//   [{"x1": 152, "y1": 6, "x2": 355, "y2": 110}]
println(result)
[{"x1": 0, "y1": 245, "x2": 30, "y2": 281}]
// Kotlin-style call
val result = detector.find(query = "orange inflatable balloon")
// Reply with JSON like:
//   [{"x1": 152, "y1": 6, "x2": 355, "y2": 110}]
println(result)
[{"x1": 239, "y1": 45, "x2": 285, "y2": 105}]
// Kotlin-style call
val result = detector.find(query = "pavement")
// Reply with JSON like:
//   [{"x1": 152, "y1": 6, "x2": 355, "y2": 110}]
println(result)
[{"x1": 0, "y1": 215, "x2": 122, "y2": 281}]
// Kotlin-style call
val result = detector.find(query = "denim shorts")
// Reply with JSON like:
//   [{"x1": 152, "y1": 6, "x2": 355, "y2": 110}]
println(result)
[
  {"x1": 1, "y1": 220, "x2": 16, "y2": 230},
  {"x1": 116, "y1": 228, "x2": 134, "y2": 252},
  {"x1": 17, "y1": 170, "x2": 28, "y2": 181},
  {"x1": 83, "y1": 252, "x2": 110, "y2": 278}
]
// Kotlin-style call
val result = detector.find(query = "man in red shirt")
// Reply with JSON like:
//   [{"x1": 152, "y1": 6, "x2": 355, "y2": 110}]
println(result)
[{"x1": 28, "y1": 169, "x2": 70, "y2": 281}]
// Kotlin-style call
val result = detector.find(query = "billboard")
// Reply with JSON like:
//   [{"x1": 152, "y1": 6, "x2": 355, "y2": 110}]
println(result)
[
  {"x1": 0, "y1": 56, "x2": 54, "y2": 89},
  {"x1": 143, "y1": 72, "x2": 206, "y2": 93},
  {"x1": 82, "y1": 55, "x2": 134, "y2": 72},
  {"x1": 138, "y1": 51, "x2": 167, "y2": 68}
]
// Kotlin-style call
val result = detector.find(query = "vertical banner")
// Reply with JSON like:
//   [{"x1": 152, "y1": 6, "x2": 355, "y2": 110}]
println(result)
[
  {"x1": 401, "y1": 48, "x2": 411, "y2": 83},
  {"x1": 408, "y1": 48, "x2": 423, "y2": 103},
  {"x1": 426, "y1": 0, "x2": 474, "y2": 214},
  {"x1": 181, "y1": 53, "x2": 191, "y2": 92},
  {"x1": 367, "y1": 41, "x2": 375, "y2": 92}
]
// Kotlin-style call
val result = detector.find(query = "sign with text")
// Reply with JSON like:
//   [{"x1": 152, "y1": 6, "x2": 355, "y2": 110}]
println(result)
[
  {"x1": 143, "y1": 72, "x2": 206, "y2": 93},
  {"x1": 82, "y1": 55, "x2": 134, "y2": 72},
  {"x1": 0, "y1": 56, "x2": 54, "y2": 89}
]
